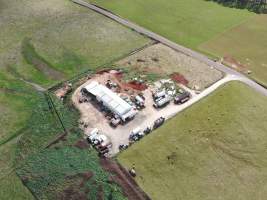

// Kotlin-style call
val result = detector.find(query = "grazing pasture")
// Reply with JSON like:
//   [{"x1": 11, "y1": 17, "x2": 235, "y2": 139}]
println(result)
[
  {"x1": 89, "y1": 0, "x2": 253, "y2": 49},
  {"x1": 200, "y1": 14, "x2": 267, "y2": 86},
  {"x1": 0, "y1": 0, "x2": 149, "y2": 198},
  {"x1": 119, "y1": 82, "x2": 267, "y2": 200}
]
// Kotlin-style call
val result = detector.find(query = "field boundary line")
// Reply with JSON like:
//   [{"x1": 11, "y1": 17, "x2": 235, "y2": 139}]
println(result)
[{"x1": 198, "y1": 14, "x2": 256, "y2": 49}]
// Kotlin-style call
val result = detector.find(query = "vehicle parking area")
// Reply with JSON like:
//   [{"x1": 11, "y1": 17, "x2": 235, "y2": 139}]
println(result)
[{"x1": 72, "y1": 69, "x2": 196, "y2": 156}]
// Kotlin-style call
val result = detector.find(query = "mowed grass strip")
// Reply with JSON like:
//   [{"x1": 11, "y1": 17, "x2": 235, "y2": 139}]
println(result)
[
  {"x1": 89, "y1": 0, "x2": 253, "y2": 49},
  {"x1": 119, "y1": 82, "x2": 267, "y2": 200},
  {"x1": 200, "y1": 14, "x2": 267, "y2": 86}
]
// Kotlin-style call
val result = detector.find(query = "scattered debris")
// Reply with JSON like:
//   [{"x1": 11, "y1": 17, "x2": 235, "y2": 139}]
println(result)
[{"x1": 55, "y1": 82, "x2": 72, "y2": 100}]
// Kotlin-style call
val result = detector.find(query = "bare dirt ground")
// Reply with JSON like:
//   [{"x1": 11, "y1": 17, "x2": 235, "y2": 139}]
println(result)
[
  {"x1": 72, "y1": 71, "x2": 195, "y2": 155},
  {"x1": 116, "y1": 43, "x2": 223, "y2": 90}
]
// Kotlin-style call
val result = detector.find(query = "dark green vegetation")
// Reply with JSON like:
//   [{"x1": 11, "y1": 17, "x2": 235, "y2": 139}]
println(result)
[
  {"x1": 14, "y1": 87, "x2": 126, "y2": 199},
  {"x1": 209, "y1": 0, "x2": 267, "y2": 12},
  {"x1": 17, "y1": 144, "x2": 126, "y2": 199},
  {"x1": 200, "y1": 14, "x2": 267, "y2": 86},
  {"x1": 119, "y1": 82, "x2": 267, "y2": 200},
  {"x1": 0, "y1": 0, "x2": 149, "y2": 198}
]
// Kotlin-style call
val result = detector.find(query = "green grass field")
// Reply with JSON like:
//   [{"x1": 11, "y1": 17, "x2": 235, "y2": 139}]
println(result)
[
  {"x1": 0, "y1": 0, "x2": 149, "y2": 198},
  {"x1": 0, "y1": 0, "x2": 149, "y2": 86},
  {"x1": 200, "y1": 14, "x2": 267, "y2": 86},
  {"x1": 118, "y1": 82, "x2": 267, "y2": 200},
  {"x1": 90, "y1": 0, "x2": 253, "y2": 49}
]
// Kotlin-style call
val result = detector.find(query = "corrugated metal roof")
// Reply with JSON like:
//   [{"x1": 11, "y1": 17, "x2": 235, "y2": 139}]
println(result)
[{"x1": 84, "y1": 81, "x2": 132, "y2": 117}]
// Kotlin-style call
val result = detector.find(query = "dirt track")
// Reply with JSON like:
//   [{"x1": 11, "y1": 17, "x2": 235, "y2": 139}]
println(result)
[{"x1": 101, "y1": 158, "x2": 151, "y2": 200}]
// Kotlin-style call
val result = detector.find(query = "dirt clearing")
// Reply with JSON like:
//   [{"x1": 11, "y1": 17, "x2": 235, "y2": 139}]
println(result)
[
  {"x1": 116, "y1": 43, "x2": 223, "y2": 90},
  {"x1": 72, "y1": 70, "x2": 195, "y2": 155}
]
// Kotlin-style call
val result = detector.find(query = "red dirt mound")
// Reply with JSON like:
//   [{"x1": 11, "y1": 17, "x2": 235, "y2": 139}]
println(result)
[
  {"x1": 170, "y1": 73, "x2": 189, "y2": 85},
  {"x1": 100, "y1": 158, "x2": 151, "y2": 200},
  {"x1": 114, "y1": 72, "x2": 148, "y2": 91},
  {"x1": 124, "y1": 81, "x2": 148, "y2": 91}
]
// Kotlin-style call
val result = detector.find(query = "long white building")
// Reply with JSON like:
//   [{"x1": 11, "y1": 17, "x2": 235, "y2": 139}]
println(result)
[{"x1": 82, "y1": 81, "x2": 137, "y2": 121}]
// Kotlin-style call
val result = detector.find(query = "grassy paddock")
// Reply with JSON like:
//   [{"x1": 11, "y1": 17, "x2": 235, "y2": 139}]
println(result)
[
  {"x1": 200, "y1": 14, "x2": 267, "y2": 86},
  {"x1": 0, "y1": 0, "x2": 150, "y2": 86},
  {"x1": 0, "y1": 172, "x2": 34, "y2": 200},
  {"x1": 119, "y1": 81, "x2": 267, "y2": 200},
  {"x1": 0, "y1": 0, "x2": 149, "y2": 198},
  {"x1": 89, "y1": 0, "x2": 252, "y2": 49}
]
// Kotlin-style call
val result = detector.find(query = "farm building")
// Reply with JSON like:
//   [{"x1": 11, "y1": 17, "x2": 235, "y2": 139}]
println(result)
[{"x1": 82, "y1": 81, "x2": 137, "y2": 121}]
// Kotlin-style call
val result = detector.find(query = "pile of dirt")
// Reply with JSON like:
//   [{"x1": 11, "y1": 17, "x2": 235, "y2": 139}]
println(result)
[
  {"x1": 100, "y1": 158, "x2": 151, "y2": 200},
  {"x1": 170, "y1": 73, "x2": 189, "y2": 85},
  {"x1": 124, "y1": 81, "x2": 148, "y2": 91},
  {"x1": 114, "y1": 72, "x2": 148, "y2": 92}
]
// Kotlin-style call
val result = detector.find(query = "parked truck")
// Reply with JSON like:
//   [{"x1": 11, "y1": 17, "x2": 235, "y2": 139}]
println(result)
[
  {"x1": 153, "y1": 95, "x2": 171, "y2": 108},
  {"x1": 153, "y1": 117, "x2": 165, "y2": 129},
  {"x1": 174, "y1": 91, "x2": 191, "y2": 104}
]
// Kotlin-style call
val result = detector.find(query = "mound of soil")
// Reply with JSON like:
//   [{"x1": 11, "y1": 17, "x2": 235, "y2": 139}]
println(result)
[
  {"x1": 124, "y1": 81, "x2": 148, "y2": 91},
  {"x1": 114, "y1": 72, "x2": 148, "y2": 91},
  {"x1": 100, "y1": 158, "x2": 151, "y2": 200},
  {"x1": 170, "y1": 73, "x2": 189, "y2": 85}
]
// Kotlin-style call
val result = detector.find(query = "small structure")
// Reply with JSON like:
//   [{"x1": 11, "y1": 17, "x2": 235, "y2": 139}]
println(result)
[{"x1": 82, "y1": 81, "x2": 137, "y2": 122}]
